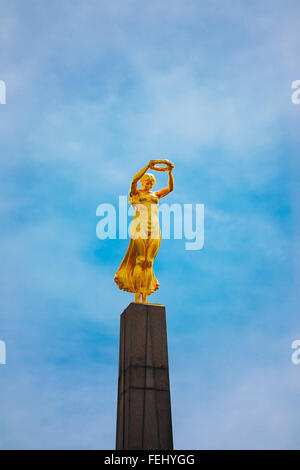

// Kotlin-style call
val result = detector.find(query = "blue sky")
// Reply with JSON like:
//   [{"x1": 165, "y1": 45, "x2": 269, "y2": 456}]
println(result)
[{"x1": 0, "y1": 0, "x2": 300, "y2": 449}]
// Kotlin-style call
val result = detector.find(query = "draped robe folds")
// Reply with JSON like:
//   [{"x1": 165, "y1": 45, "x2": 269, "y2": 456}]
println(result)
[{"x1": 114, "y1": 190, "x2": 161, "y2": 295}]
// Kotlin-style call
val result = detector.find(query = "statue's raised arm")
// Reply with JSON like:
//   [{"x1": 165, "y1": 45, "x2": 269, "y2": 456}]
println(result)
[
  {"x1": 130, "y1": 161, "x2": 152, "y2": 197},
  {"x1": 151, "y1": 160, "x2": 174, "y2": 199}
]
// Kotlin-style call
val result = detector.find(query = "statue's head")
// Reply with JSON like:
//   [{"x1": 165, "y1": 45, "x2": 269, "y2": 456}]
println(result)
[{"x1": 140, "y1": 173, "x2": 156, "y2": 191}]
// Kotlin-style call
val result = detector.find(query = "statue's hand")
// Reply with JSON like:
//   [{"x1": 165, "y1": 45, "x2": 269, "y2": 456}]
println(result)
[
  {"x1": 162, "y1": 160, "x2": 174, "y2": 171},
  {"x1": 148, "y1": 160, "x2": 156, "y2": 169}
]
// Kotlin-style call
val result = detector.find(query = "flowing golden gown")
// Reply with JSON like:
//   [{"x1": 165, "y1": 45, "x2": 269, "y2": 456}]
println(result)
[{"x1": 114, "y1": 190, "x2": 161, "y2": 295}]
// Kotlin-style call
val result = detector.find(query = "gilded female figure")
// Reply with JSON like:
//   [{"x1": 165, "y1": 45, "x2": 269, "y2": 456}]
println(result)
[{"x1": 114, "y1": 159, "x2": 174, "y2": 303}]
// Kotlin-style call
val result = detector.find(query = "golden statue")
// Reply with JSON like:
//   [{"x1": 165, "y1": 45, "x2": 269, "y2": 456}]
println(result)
[{"x1": 114, "y1": 159, "x2": 174, "y2": 303}]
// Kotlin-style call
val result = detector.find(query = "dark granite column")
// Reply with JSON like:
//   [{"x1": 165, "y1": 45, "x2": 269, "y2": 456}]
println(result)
[{"x1": 116, "y1": 302, "x2": 173, "y2": 450}]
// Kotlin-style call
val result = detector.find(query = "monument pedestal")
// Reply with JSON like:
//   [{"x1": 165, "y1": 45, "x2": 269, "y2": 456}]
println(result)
[{"x1": 116, "y1": 302, "x2": 173, "y2": 450}]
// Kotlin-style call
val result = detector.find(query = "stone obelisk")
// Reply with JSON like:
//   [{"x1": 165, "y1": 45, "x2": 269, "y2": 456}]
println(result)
[{"x1": 116, "y1": 302, "x2": 173, "y2": 450}]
